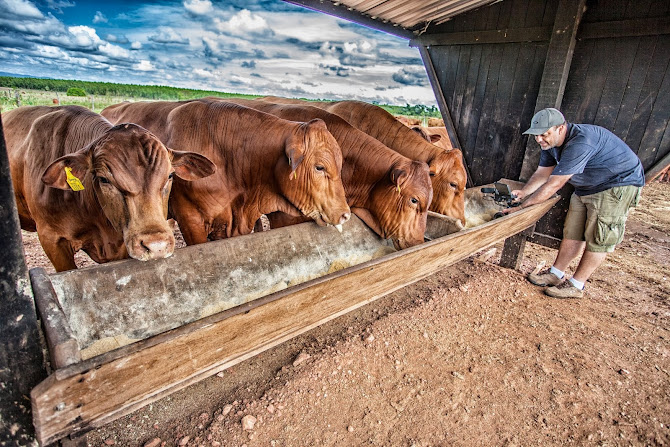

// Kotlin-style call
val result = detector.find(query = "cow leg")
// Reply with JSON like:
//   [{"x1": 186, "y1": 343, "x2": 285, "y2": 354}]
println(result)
[{"x1": 37, "y1": 231, "x2": 77, "y2": 272}]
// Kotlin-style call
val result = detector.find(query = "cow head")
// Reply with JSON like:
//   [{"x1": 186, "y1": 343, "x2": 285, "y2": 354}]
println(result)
[
  {"x1": 41, "y1": 123, "x2": 215, "y2": 261},
  {"x1": 276, "y1": 118, "x2": 351, "y2": 228},
  {"x1": 360, "y1": 159, "x2": 433, "y2": 250},
  {"x1": 427, "y1": 150, "x2": 467, "y2": 225}
]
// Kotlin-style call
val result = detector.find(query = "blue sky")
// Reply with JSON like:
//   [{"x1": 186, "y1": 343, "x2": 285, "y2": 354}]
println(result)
[{"x1": 0, "y1": 0, "x2": 437, "y2": 105}]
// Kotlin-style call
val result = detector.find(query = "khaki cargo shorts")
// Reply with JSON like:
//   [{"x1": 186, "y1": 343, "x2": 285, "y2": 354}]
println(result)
[{"x1": 563, "y1": 185, "x2": 642, "y2": 253}]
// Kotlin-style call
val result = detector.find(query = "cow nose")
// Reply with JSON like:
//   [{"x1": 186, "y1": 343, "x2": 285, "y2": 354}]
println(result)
[
  {"x1": 131, "y1": 232, "x2": 175, "y2": 260},
  {"x1": 338, "y1": 212, "x2": 351, "y2": 225},
  {"x1": 141, "y1": 239, "x2": 171, "y2": 259}
]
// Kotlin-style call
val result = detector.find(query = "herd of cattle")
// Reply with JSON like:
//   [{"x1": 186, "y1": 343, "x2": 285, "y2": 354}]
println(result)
[{"x1": 3, "y1": 97, "x2": 467, "y2": 272}]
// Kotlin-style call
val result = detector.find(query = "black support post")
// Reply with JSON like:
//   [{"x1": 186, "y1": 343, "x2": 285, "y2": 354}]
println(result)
[{"x1": 0, "y1": 114, "x2": 47, "y2": 445}]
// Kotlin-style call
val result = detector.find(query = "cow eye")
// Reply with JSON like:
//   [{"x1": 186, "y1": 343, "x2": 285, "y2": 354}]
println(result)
[
  {"x1": 315, "y1": 165, "x2": 325, "y2": 172},
  {"x1": 410, "y1": 197, "x2": 419, "y2": 205},
  {"x1": 429, "y1": 172, "x2": 436, "y2": 177},
  {"x1": 98, "y1": 176, "x2": 110, "y2": 184},
  {"x1": 168, "y1": 172, "x2": 174, "y2": 180},
  {"x1": 450, "y1": 182, "x2": 458, "y2": 189}
]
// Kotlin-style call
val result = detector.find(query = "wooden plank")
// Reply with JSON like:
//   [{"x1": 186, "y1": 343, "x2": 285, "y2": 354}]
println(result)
[
  {"x1": 577, "y1": 17, "x2": 670, "y2": 40},
  {"x1": 458, "y1": 44, "x2": 483, "y2": 149},
  {"x1": 614, "y1": 36, "x2": 656, "y2": 142},
  {"x1": 463, "y1": 44, "x2": 494, "y2": 177},
  {"x1": 578, "y1": 38, "x2": 615, "y2": 124},
  {"x1": 452, "y1": 45, "x2": 472, "y2": 129},
  {"x1": 626, "y1": 35, "x2": 670, "y2": 155},
  {"x1": 471, "y1": 42, "x2": 504, "y2": 183},
  {"x1": 637, "y1": 51, "x2": 670, "y2": 169},
  {"x1": 593, "y1": 38, "x2": 639, "y2": 130},
  {"x1": 560, "y1": 38, "x2": 594, "y2": 122},
  {"x1": 502, "y1": 43, "x2": 539, "y2": 177},
  {"x1": 519, "y1": 0, "x2": 587, "y2": 180},
  {"x1": 31, "y1": 196, "x2": 559, "y2": 446},
  {"x1": 410, "y1": 26, "x2": 552, "y2": 46},
  {"x1": 30, "y1": 268, "x2": 82, "y2": 370},
  {"x1": 645, "y1": 150, "x2": 670, "y2": 183}
]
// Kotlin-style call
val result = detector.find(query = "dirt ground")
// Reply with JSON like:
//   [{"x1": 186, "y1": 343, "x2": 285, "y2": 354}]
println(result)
[{"x1": 23, "y1": 182, "x2": 670, "y2": 447}]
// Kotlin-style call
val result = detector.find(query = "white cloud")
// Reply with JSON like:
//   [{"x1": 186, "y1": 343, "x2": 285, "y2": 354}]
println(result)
[
  {"x1": 214, "y1": 9, "x2": 270, "y2": 36},
  {"x1": 131, "y1": 41, "x2": 142, "y2": 49},
  {"x1": 93, "y1": 11, "x2": 108, "y2": 24},
  {"x1": 183, "y1": 0, "x2": 213, "y2": 15},
  {"x1": 148, "y1": 26, "x2": 188, "y2": 44},
  {"x1": 99, "y1": 42, "x2": 130, "y2": 59},
  {"x1": 134, "y1": 60, "x2": 154, "y2": 71},
  {"x1": 67, "y1": 25, "x2": 101, "y2": 48},
  {"x1": 0, "y1": 0, "x2": 44, "y2": 19}
]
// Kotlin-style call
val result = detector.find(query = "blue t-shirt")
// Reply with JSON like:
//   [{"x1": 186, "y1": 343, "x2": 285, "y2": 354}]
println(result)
[{"x1": 538, "y1": 123, "x2": 645, "y2": 196}]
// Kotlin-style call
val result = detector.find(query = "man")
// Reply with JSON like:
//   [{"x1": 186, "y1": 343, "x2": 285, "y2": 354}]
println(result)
[{"x1": 506, "y1": 108, "x2": 644, "y2": 298}]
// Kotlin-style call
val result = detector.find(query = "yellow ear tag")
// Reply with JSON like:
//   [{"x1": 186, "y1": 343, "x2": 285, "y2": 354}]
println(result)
[
  {"x1": 397, "y1": 185, "x2": 401, "y2": 194},
  {"x1": 64, "y1": 167, "x2": 85, "y2": 191},
  {"x1": 291, "y1": 171, "x2": 297, "y2": 180}
]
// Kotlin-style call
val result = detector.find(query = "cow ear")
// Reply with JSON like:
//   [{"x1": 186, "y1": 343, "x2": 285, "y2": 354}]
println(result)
[
  {"x1": 286, "y1": 146, "x2": 304, "y2": 173},
  {"x1": 42, "y1": 152, "x2": 90, "y2": 190},
  {"x1": 170, "y1": 149, "x2": 216, "y2": 181},
  {"x1": 427, "y1": 158, "x2": 438, "y2": 177},
  {"x1": 429, "y1": 134, "x2": 442, "y2": 144},
  {"x1": 391, "y1": 167, "x2": 408, "y2": 188}
]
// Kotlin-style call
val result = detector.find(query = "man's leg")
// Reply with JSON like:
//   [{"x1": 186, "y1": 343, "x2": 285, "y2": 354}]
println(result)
[
  {"x1": 571, "y1": 250, "x2": 608, "y2": 284},
  {"x1": 552, "y1": 238, "x2": 586, "y2": 272}
]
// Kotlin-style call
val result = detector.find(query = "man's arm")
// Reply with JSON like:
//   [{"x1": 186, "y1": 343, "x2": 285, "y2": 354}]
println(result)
[
  {"x1": 503, "y1": 172, "x2": 571, "y2": 214},
  {"x1": 512, "y1": 166, "x2": 555, "y2": 199}
]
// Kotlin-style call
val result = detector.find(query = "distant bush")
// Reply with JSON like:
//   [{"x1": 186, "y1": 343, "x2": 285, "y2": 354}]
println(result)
[{"x1": 67, "y1": 87, "x2": 87, "y2": 97}]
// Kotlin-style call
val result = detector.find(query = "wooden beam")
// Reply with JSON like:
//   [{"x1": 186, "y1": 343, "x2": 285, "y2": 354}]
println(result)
[
  {"x1": 410, "y1": 26, "x2": 552, "y2": 47},
  {"x1": 0, "y1": 115, "x2": 47, "y2": 445},
  {"x1": 499, "y1": 224, "x2": 536, "y2": 270},
  {"x1": 519, "y1": 0, "x2": 586, "y2": 181},
  {"x1": 578, "y1": 16, "x2": 670, "y2": 40},
  {"x1": 419, "y1": 45, "x2": 474, "y2": 187},
  {"x1": 645, "y1": 150, "x2": 670, "y2": 183},
  {"x1": 31, "y1": 195, "x2": 558, "y2": 445}
]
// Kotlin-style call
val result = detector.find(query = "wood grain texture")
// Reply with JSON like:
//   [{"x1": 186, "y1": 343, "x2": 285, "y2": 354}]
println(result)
[{"x1": 31, "y1": 194, "x2": 558, "y2": 445}]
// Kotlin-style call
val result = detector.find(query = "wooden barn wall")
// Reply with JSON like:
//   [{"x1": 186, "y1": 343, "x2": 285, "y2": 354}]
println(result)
[
  {"x1": 561, "y1": 0, "x2": 670, "y2": 174},
  {"x1": 425, "y1": 0, "x2": 559, "y2": 186},
  {"x1": 423, "y1": 0, "x2": 670, "y2": 187}
]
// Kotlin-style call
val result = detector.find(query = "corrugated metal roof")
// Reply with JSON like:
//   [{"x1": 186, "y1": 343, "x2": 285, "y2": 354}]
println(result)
[{"x1": 331, "y1": 0, "x2": 501, "y2": 32}]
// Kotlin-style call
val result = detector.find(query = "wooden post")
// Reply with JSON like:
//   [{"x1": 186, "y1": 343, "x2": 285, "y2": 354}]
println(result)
[
  {"x1": 499, "y1": 225, "x2": 536, "y2": 270},
  {"x1": 0, "y1": 114, "x2": 47, "y2": 445}
]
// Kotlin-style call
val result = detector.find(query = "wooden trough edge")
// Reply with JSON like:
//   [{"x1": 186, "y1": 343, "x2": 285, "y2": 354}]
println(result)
[{"x1": 30, "y1": 196, "x2": 558, "y2": 445}]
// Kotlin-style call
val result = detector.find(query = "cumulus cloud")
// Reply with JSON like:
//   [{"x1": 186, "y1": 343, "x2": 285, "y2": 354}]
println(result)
[
  {"x1": 105, "y1": 34, "x2": 129, "y2": 44},
  {"x1": 183, "y1": 0, "x2": 213, "y2": 15},
  {"x1": 0, "y1": 0, "x2": 44, "y2": 19},
  {"x1": 392, "y1": 66, "x2": 429, "y2": 87},
  {"x1": 134, "y1": 60, "x2": 154, "y2": 71},
  {"x1": 93, "y1": 11, "x2": 107, "y2": 23},
  {"x1": 214, "y1": 9, "x2": 273, "y2": 37},
  {"x1": 99, "y1": 42, "x2": 130, "y2": 59},
  {"x1": 131, "y1": 41, "x2": 142, "y2": 50},
  {"x1": 148, "y1": 26, "x2": 188, "y2": 44}
]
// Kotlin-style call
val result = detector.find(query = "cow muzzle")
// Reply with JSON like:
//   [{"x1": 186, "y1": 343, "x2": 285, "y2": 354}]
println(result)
[{"x1": 126, "y1": 230, "x2": 176, "y2": 261}]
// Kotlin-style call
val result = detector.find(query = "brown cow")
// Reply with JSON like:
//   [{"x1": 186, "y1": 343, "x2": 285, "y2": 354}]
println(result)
[
  {"x1": 260, "y1": 97, "x2": 467, "y2": 225},
  {"x1": 409, "y1": 126, "x2": 454, "y2": 151},
  {"x1": 3, "y1": 105, "x2": 216, "y2": 271},
  {"x1": 101, "y1": 100, "x2": 351, "y2": 245},
  {"x1": 211, "y1": 97, "x2": 434, "y2": 250}
]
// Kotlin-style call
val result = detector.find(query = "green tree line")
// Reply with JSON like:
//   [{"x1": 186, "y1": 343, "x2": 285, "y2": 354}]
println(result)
[{"x1": 0, "y1": 76, "x2": 254, "y2": 101}]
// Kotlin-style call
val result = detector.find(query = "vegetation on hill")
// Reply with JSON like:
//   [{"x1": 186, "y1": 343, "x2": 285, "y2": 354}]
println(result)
[{"x1": 0, "y1": 76, "x2": 440, "y2": 119}]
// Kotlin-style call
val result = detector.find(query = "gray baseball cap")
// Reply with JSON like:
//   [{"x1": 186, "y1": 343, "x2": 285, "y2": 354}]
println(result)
[{"x1": 523, "y1": 108, "x2": 565, "y2": 135}]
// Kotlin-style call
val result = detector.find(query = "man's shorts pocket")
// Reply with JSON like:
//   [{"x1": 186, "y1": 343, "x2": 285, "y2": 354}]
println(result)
[{"x1": 594, "y1": 214, "x2": 626, "y2": 247}]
